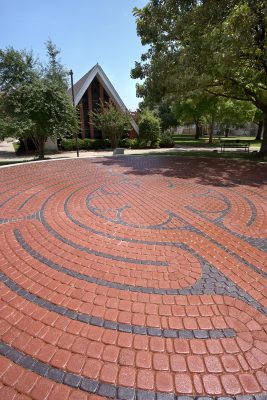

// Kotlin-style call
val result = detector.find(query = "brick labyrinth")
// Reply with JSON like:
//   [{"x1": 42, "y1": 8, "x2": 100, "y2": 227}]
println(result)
[{"x1": 0, "y1": 157, "x2": 266, "y2": 400}]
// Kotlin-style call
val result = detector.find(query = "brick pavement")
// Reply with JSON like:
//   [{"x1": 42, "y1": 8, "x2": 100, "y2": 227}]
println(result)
[{"x1": 0, "y1": 156, "x2": 266, "y2": 399}]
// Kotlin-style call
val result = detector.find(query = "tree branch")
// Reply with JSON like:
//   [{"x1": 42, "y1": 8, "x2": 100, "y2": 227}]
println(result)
[{"x1": 205, "y1": 89, "x2": 250, "y2": 102}]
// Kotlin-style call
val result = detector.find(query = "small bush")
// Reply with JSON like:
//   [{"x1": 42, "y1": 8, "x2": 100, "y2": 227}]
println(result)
[
  {"x1": 93, "y1": 102, "x2": 131, "y2": 148},
  {"x1": 139, "y1": 110, "x2": 161, "y2": 147},
  {"x1": 61, "y1": 139, "x2": 74, "y2": 151},
  {"x1": 61, "y1": 138, "x2": 112, "y2": 151},
  {"x1": 118, "y1": 138, "x2": 131, "y2": 148},
  {"x1": 129, "y1": 138, "x2": 139, "y2": 149},
  {"x1": 159, "y1": 132, "x2": 175, "y2": 148},
  {"x1": 91, "y1": 139, "x2": 111, "y2": 150},
  {"x1": 83, "y1": 139, "x2": 93, "y2": 150}
]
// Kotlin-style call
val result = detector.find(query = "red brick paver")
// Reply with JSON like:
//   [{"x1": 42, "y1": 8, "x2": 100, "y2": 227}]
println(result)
[{"x1": 0, "y1": 156, "x2": 266, "y2": 399}]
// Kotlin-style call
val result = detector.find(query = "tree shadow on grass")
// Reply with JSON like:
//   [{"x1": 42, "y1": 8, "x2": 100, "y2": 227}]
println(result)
[{"x1": 91, "y1": 155, "x2": 267, "y2": 188}]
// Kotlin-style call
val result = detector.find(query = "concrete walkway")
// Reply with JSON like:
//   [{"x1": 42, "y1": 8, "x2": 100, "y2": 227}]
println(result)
[
  {"x1": 0, "y1": 155, "x2": 266, "y2": 399},
  {"x1": 1, "y1": 139, "x2": 255, "y2": 165}
]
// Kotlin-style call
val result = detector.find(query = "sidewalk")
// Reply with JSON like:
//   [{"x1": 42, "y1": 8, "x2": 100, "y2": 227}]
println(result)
[{"x1": 0, "y1": 139, "x2": 239, "y2": 164}]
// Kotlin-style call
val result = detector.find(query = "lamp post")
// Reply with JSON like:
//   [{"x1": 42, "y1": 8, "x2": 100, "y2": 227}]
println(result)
[{"x1": 69, "y1": 69, "x2": 79, "y2": 158}]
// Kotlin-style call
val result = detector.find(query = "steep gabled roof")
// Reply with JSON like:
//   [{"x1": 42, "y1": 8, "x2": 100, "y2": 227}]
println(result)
[{"x1": 68, "y1": 64, "x2": 139, "y2": 134}]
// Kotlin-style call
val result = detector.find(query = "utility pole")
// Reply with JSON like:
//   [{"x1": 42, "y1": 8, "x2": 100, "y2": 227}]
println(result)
[{"x1": 70, "y1": 69, "x2": 79, "y2": 158}]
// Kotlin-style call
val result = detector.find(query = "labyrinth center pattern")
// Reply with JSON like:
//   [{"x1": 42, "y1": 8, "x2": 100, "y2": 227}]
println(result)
[{"x1": 0, "y1": 157, "x2": 267, "y2": 399}]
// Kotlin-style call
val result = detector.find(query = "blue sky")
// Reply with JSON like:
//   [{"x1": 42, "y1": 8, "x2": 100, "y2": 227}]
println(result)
[{"x1": 0, "y1": 0, "x2": 148, "y2": 110}]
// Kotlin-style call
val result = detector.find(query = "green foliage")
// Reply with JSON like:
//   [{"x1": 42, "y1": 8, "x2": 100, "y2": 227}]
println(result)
[
  {"x1": 61, "y1": 138, "x2": 110, "y2": 151},
  {"x1": 128, "y1": 138, "x2": 139, "y2": 148},
  {"x1": 91, "y1": 139, "x2": 111, "y2": 150},
  {"x1": 0, "y1": 47, "x2": 36, "y2": 92},
  {"x1": 93, "y1": 102, "x2": 131, "y2": 148},
  {"x1": 61, "y1": 139, "x2": 75, "y2": 151},
  {"x1": 132, "y1": 0, "x2": 267, "y2": 155},
  {"x1": 118, "y1": 138, "x2": 131, "y2": 148},
  {"x1": 138, "y1": 109, "x2": 161, "y2": 147},
  {"x1": 157, "y1": 101, "x2": 177, "y2": 131},
  {"x1": 159, "y1": 131, "x2": 175, "y2": 148},
  {"x1": 0, "y1": 42, "x2": 78, "y2": 159}
]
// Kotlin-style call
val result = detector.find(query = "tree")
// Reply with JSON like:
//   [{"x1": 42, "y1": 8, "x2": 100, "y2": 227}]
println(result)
[
  {"x1": 173, "y1": 94, "x2": 217, "y2": 140},
  {"x1": 138, "y1": 109, "x2": 161, "y2": 146},
  {"x1": 157, "y1": 101, "x2": 178, "y2": 131},
  {"x1": 0, "y1": 41, "x2": 78, "y2": 159},
  {"x1": 215, "y1": 99, "x2": 257, "y2": 137},
  {"x1": 131, "y1": 0, "x2": 267, "y2": 155},
  {"x1": 254, "y1": 109, "x2": 264, "y2": 140},
  {"x1": 93, "y1": 102, "x2": 131, "y2": 148}
]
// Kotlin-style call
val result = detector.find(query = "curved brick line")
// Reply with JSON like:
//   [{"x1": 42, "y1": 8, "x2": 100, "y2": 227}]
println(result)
[
  {"x1": 194, "y1": 189, "x2": 267, "y2": 249},
  {"x1": 0, "y1": 342, "x2": 265, "y2": 400},
  {"x1": 86, "y1": 192, "x2": 184, "y2": 230},
  {"x1": 191, "y1": 191, "x2": 232, "y2": 222},
  {"x1": 14, "y1": 228, "x2": 267, "y2": 316},
  {"x1": 194, "y1": 203, "x2": 267, "y2": 253},
  {"x1": 65, "y1": 192, "x2": 188, "y2": 243},
  {"x1": 185, "y1": 207, "x2": 267, "y2": 280},
  {"x1": 83, "y1": 186, "x2": 267, "y2": 280},
  {"x1": 0, "y1": 212, "x2": 40, "y2": 224},
  {"x1": 66, "y1": 187, "x2": 267, "y2": 292},
  {"x1": 0, "y1": 172, "x2": 106, "y2": 224},
  {"x1": 189, "y1": 192, "x2": 230, "y2": 216},
  {"x1": 242, "y1": 195, "x2": 258, "y2": 227},
  {"x1": 69, "y1": 188, "x2": 267, "y2": 286},
  {"x1": 216, "y1": 220, "x2": 267, "y2": 253},
  {"x1": 38, "y1": 208, "x2": 167, "y2": 267},
  {"x1": 0, "y1": 174, "x2": 67, "y2": 208},
  {"x1": 15, "y1": 227, "x2": 212, "y2": 297},
  {"x1": 0, "y1": 270, "x2": 236, "y2": 339},
  {"x1": 0, "y1": 191, "x2": 22, "y2": 208},
  {"x1": 14, "y1": 174, "x2": 88, "y2": 211},
  {"x1": 224, "y1": 188, "x2": 258, "y2": 229},
  {"x1": 14, "y1": 227, "x2": 188, "y2": 295},
  {"x1": 69, "y1": 187, "x2": 267, "y2": 284}
]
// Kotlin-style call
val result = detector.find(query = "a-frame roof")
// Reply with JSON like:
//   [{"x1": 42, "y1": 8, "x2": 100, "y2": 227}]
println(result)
[{"x1": 68, "y1": 64, "x2": 139, "y2": 133}]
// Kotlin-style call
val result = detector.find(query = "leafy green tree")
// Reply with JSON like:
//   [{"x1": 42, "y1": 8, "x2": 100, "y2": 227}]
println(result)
[
  {"x1": 173, "y1": 94, "x2": 217, "y2": 141},
  {"x1": 157, "y1": 101, "x2": 178, "y2": 131},
  {"x1": 0, "y1": 41, "x2": 78, "y2": 159},
  {"x1": 132, "y1": 0, "x2": 267, "y2": 155},
  {"x1": 215, "y1": 99, "x2": 256, "y2": 137},
  {"x1": 93, "y1": 102, "x2": 131, "y2": 148},
  {"x1": 138, "y1": 109, "x2": 161, "y2": 146}
]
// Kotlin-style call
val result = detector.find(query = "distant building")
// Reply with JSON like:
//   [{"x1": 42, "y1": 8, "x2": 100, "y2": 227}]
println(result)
[{"x1": 68, "y1": 64, "x2": 138, "y2": 139}]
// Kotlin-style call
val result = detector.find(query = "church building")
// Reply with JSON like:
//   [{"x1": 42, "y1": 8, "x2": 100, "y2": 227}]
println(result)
[{"x1": 68, "y1": 64, "x2": 138, "y2": 139}]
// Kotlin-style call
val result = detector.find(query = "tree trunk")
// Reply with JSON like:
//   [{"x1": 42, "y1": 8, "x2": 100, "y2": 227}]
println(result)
[
  {"x1": 209, "y1": 117, "x2": 215, "y2": 144},
  {"x1": 258, "y1": 112, "x2": 267, "y2": 156},
  {"x1": 37, "y1": 139, "x2": 45, "y2": 159},
  {"x1": 255, "y1": 120, "x2": 263, "y2": 141},
  {"x1": 225, "y1": 124, "x2": 230, "y2": 138},
  {"x1": 23, "y1": 139, "x2": 29, "y2": 153},
  {"x1": 195, "y1": 120, "x2": 201, "y2": 139}
]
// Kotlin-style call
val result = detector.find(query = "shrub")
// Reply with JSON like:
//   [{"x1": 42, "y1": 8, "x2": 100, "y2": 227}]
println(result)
[
  {"x1": 83, "y1": 139, "x2": 93, "y2": 150},
  {"x1": 129, "y1": 138, "x2": 139, "y2": 149},
  {"x1": 159, "y1": 132, "x2": 175, "y2": 148},
  {"x1": 138, "y1": 110, "x2": 161, "y2": 147},
  {"x1": 61, "y1": 138, "x2": 111, "y2": 151},
  {"x1": 118, "y1": 138, "x2": 131, "y2": 148},
  {"x1": 91, "y1": 139, "x2": 111, "y2": 150},
  {"x1": 93, "y1": 102, "x2": 131, "y2": 148},
  {"x1": 61, "y1": 139, "x2": 74, "y2": 151}
]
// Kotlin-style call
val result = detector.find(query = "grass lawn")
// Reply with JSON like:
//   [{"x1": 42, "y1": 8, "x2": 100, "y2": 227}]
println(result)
[
  {"x1": 12, "y1": 141, "x2": 20, "y2": 152},
  {"x1": 0, "y1": 159, "x2": 36, "y2": 166},
  {"x1": 173, "y1": 134, "x2": 261, "y2": 149}
]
